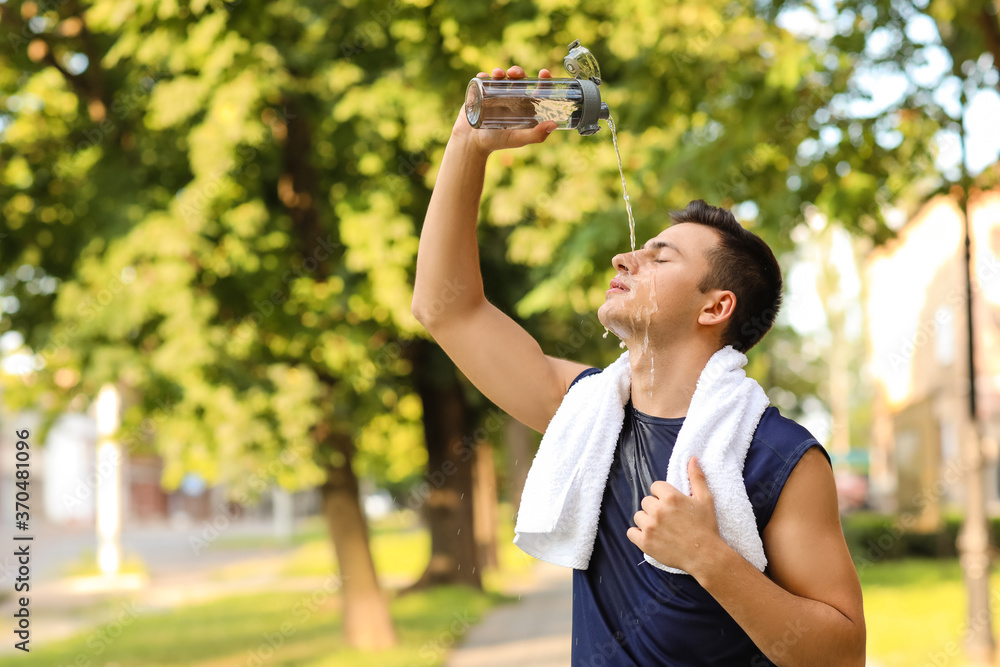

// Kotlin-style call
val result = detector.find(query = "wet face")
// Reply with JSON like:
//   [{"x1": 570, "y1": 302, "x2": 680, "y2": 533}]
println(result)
[{"x1": 597, "y1": 223, "x2": 721, "y2": 348}]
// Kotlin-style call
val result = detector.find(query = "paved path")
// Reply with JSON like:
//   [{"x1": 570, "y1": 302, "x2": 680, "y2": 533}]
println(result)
[{"x1": 446, "y1": 562, "x2": 574, "y2": 667}]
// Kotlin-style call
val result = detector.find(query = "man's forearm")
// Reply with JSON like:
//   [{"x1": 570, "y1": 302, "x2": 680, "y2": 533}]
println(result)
[
  {"x1": 411, "y1": 134, "x2": 490, "y2": 323},
  {"x1": 695, "y1": 542, "x2": 865, "y2": 667}
]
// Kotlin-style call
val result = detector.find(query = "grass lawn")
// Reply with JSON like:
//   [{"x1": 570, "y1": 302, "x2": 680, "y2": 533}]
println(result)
[
  {"x1": 862, "y1": 558, "x2": 1000, "y2": 666},
  {"x1": 62, "y1": 549, "x2": 149, "y2": 578},
  {"x1": 2, "y1": 586, "x2": 503, "y2": 667},
  {"x1": 279, "y1": 506, "x2": 536, "y2": 587}
]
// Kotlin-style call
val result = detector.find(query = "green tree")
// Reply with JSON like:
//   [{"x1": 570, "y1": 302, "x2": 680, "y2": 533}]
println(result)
[{"x1": 1, "y1": 0, "x2": 406, "y2": 649}]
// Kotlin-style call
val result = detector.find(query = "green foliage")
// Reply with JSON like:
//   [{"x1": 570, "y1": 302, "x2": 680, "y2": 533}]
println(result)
[
  {"x1": 765, "y1": 0, "x2": 1000, "y2": 205},
  {"x1": 1, "y1": 0, "x2": 424, "y2": 491},
  {"x1": 4, "y1": 0, "x2": 992, "y2": 491},
  {"x1": 842, "y1": 511, "x2": 1000, "y2": 560}
]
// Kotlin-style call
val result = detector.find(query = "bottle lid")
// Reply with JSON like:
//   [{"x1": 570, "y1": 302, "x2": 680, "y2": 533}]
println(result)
[{"x1": 564, "y1": 40, "x2": 602, "y2": 86}]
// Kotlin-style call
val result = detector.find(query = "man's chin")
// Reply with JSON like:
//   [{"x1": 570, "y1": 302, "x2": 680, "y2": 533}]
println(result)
[
  {"x1": 597, "y1": 303, "x2": 614, "y2": 328},
  {"x1": 597, "y1": 309, "x2": 630, "y2": 340}
]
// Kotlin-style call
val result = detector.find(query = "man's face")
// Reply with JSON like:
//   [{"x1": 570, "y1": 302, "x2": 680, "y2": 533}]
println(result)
[{"x1": 597, "y1": 222, "x2": 721, "y2": 347}]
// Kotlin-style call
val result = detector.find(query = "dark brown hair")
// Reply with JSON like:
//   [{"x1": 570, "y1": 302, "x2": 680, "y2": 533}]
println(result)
[{"x1": 669, "y1": 200, "x2": 783, "y2": 352}]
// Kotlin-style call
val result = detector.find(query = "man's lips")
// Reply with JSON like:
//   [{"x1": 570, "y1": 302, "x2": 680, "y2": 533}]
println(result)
[{"x1": 607, "y1": 277, "x2": 630, "y2": 294}]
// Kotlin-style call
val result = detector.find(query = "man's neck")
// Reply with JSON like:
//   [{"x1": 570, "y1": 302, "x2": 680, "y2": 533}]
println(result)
[{"x1": 628, "y1": 340, "x2": 719, "y2": 419}]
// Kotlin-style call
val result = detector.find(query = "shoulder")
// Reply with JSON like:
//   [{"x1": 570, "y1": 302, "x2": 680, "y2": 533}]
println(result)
[
  {"x1": 751, "y1": 407, "x2": 826, "y2": 459},
  {"x1": 744, "y1": 407, "x2": 831, "y2": 532},
  {"x1": 568, "y1": 367, "x2": 602, "y2": 391}
]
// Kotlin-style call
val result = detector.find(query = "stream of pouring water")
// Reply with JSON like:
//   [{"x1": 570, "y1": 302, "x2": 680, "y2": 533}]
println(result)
[{"x1": 606, "y1": 115, "x2": 636, "y2": 252}]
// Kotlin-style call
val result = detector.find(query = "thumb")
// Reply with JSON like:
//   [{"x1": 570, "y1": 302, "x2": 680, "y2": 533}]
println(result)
[
  {"x1": 688, "y1": 457, "x2": 713, "y2": 501},
  {"x1": 531, "y1": 120, "x2": 558, "y2": 142}
]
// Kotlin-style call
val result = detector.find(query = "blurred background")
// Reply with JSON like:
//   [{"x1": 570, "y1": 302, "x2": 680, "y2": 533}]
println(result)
[{"x1": 1, "y1": 0, "x2": 999, "y2": 664}]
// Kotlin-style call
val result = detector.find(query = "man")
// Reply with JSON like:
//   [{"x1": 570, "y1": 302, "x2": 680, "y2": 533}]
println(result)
[{"x1": 412, "y1": 65, "x2": 865, "y2": 666}]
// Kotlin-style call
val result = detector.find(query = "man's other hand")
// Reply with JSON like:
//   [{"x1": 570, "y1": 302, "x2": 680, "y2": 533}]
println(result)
[{"x1": 627, "y1": 457, "x2": 726, "y2": 574}]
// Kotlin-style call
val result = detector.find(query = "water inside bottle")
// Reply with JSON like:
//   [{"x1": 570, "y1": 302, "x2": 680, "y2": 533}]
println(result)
[
  {"x1": 477, "y1": 96, "x2": 581, "y2": 130},
  {"x1": 606, "y1": 115, "x2": 635, "y2": 252}
]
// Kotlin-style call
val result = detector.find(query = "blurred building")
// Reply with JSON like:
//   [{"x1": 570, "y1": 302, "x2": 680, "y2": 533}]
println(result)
[{"x1": 865, "y1": 189, "x2": 1000, "y2": 527}]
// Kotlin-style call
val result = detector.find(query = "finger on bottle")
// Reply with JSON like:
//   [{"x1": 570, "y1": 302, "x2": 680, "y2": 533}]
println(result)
[
  {"x1": 507, "y1": 66, "x2": 525, "y2": 78},
  {"x1": 530, "y1": 68, "x2": 553, "y2": 97},
  {"x1": 491, "y1": 67, "x2": 506, "y2": 79},
  {"x1": 477, "y1": 72, "x2": 488, "y2": 78}
]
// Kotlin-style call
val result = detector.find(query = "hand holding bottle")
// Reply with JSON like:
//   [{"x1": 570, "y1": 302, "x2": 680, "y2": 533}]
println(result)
[{"x1": 450, "y1": 66, "x2": 557, "y2": 157}]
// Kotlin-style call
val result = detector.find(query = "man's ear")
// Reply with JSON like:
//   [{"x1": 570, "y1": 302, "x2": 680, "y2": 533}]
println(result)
[{"x1": 697, "y1": 290, "x2": 736, "y2": 327}]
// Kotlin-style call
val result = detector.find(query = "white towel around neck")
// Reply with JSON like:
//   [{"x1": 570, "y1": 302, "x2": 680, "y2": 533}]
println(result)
[{"x1": 513, "y1": 345, "x2": 770, "y2": 575}]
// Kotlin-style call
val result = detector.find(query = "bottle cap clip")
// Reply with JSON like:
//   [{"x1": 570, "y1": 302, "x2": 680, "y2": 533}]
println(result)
[
  {"x1": 563, "y1": 39, "x2": 602, "y2": 86},
  {"x1": 564, "y1": 40, "x2": 604, "y2": 135}
]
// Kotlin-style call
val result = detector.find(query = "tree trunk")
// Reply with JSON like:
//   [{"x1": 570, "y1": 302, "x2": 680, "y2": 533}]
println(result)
[
  {"x1": 473, "y1": 442, "x2": 499, "y2": 569},
  {"x1": 506, "y1": 418, "x2": 533, "y2": 516},
  {"x1": 409, "y1": 341, "x2": 482, "y2": 589},
  {"x1": 958, "y1": 187, "x2": 994, "y2": 662},
  {"x1": 827, "y1": 306, "x2": 851, "y2": 474},
  {"x1": 279, "y1": 97, "x2": 329, "y2": 280},
  {"x1": 977, "y1": 8, "x2": 1000, "y2": 93},
  {"x1": 958, "y1": 425, "x2": 994, "y2": 663},
  {"x1": 320, "y1": 432, "x2": 397, "y2": 650}
]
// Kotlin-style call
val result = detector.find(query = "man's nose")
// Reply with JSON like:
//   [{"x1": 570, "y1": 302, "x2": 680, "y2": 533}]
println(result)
[{"x1": 612, "y1": 250, "x2": 635, "y2": 274}]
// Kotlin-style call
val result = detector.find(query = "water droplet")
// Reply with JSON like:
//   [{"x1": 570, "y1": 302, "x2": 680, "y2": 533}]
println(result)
[
  {"x1": 619, "y1": 340, "x2": 627, "y2": 349},
  {"x1": 603, "y1": 328, "x2": 610, "y2": 339}
]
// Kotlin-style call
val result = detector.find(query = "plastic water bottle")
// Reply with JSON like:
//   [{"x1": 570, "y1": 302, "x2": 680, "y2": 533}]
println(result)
[{"x1": 465, "y1": 40, "x2": 609, "y2": 136}]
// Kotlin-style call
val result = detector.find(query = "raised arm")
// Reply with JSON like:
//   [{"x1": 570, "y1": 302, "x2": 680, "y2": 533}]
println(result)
[{"x1": 411, "y1": 66, "x2": 590, "y2": 433}]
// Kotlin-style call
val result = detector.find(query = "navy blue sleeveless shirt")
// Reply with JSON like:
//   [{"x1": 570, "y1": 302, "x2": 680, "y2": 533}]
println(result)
[{"x1": 568, "y1": 367, "x2": 829, "y2": 667}]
